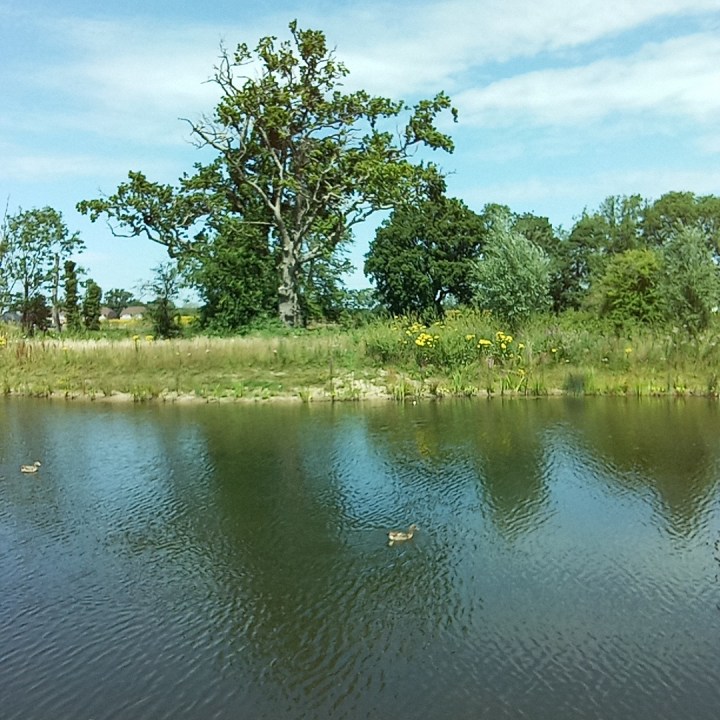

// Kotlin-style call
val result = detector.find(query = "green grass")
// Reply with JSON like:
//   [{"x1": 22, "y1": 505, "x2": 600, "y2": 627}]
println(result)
[{"x1": 2, "y1": 309, "x2": 720, "y2": 402}]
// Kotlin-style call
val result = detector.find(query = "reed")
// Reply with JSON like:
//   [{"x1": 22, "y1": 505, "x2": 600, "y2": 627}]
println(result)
[{"x1": 3, "y1": 310, "x2": 720, "y2": 401}]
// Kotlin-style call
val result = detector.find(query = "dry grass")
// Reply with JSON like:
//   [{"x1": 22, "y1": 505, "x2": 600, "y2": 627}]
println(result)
[{"x1": 2, "y1": 310, "x2": 720, "y2": 402}]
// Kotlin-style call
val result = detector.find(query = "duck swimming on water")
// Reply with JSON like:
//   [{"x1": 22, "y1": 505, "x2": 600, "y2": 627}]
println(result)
[
  {"x1": 388, "y1": 524, "x2": 418, "y2": 546},
  {"x1": 20, "y1": 461, "x2": 42, "y2": 474}
]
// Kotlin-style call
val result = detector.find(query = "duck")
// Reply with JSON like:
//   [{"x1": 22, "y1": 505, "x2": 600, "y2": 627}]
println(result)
[
  {"x1": 388, "y1": 524, "x2": 418, "y2": 545},
  {"x1": 20, "y1": 461, "x2": 42, "y2": 474}
]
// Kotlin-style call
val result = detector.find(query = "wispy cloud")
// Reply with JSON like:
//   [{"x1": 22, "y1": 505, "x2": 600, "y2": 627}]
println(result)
[
  {"x1": 330, "y1": 0, "x2": 720, "y2": 95},
  {"x1": 455, "y1": 32, "x2": 720, "y2": 127}
]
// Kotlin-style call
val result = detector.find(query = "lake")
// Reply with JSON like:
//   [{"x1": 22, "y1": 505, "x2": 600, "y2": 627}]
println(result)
[{"x1": 1, "y1": 397, "x2": 720, "y2": 719}]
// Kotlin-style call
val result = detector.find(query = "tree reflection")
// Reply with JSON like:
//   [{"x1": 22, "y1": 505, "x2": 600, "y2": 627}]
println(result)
[{"x1": 568, "y1": 399, "x2": 720, "y2": 536}]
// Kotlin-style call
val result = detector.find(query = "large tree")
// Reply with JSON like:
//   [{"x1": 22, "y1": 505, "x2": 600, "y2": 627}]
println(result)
[
  {"x1": 78, "y1": 21, "x2": 456, "y2": 327},
  {"x1": 643, "y1": 191, "x2": 720, "y2": 253},
  {"x1": 1, "y1": 207, "x2": 83, "y2": 334},
  {"x1": 365, "y1": 196, "x2": 484, "y2": 316}
]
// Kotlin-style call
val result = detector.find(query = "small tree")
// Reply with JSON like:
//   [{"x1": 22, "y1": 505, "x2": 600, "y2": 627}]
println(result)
[
  {"x1": 23, "y1": 294, "x2": 51, "y2": 334},
  {"x1": 104, "y1": 288, "x2": 137, "y2": 316},
  {"x1": 474, "y1": 218, "x2": 551, "y2": 326},
  {"x1": 82, "y1": 280, "x2": 102, "y2": 331},
  {"x1": 2, "y1": 207, "x2": 83, "y2": 334},
  {"x1": 144, "y1": 262, "x2": 182, "y2": 338},
  {"x1": 592, "y1": 248, "x2": 664, "y2": 329},
  {"x1": 661, "y1": 226, "x2": 720, "y2": 334},
  {"x1": 63, "y1": 260, "x2": 82, "y2": 332}
]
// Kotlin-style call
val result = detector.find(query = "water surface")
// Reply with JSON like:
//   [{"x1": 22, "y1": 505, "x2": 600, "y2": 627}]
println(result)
[{"x1": 1, "y1": 397, "x2": 719, "y2": 719}]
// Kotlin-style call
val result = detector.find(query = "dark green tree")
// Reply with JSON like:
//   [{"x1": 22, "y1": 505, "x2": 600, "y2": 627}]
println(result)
[
  {"x1": 22, "y1": 294, "x2": 50, "y2": 334},
  {"x1": 190, "y1": 217, "x2": 277, "y2": 331},
  {"x1": 82, "y1": 280, "x2": 102, "y2": 331},
  {"x1": 365, "y1": 197, "x2": 484, "y2": 317},
  {"x1": 144, "y1": 262, "x2": 182, "y2": 338},
  {"x1": 78, "y1": 22, "x2": 456, "y2": 327},
  {"x1": 104, "y1": 288, "x2": 137, "y2": 316},
  {"x1": 643, "y1": 191, "x2": 720, "y2": 253},
  {"x1": 597, "y1": 194, "x2": 645, "y2": 254},
  {"x1": 63, "y1": 260, "x2": 82, "y2": 332}
]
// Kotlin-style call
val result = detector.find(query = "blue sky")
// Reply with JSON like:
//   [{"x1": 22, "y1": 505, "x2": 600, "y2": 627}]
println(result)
[{"x1": 2, "y1": 0, "x2": 719, "y2": 295}]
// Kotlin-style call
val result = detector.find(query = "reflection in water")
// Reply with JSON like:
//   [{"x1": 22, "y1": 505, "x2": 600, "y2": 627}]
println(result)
[{"x1": 1, "y1": 397, "x2": 720, "y2": 720}]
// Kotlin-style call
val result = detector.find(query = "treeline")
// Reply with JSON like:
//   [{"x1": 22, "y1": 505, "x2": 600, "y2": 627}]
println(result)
[
  {"x1": 3, "y1": 22, "x2": 720, "y2": 338},
  {"x1": 366, "y1": 191, "x2": 720, "y2": 333}
]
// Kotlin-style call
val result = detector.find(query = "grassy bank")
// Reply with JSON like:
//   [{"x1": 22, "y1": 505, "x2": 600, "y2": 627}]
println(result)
[{"x1": 2, "y1": 310, "x2": 720, "y2": 402}]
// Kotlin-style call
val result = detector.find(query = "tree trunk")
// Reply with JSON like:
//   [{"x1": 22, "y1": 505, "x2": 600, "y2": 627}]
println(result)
[{"x1": 278, "y1": 234, "x2": 304, "y2": 327}]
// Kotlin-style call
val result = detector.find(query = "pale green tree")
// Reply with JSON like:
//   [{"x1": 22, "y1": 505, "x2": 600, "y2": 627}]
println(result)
[
  {"x1": 661, "y1": 225, "x2": 720, "y2": 334},
  {"x1": 474, "y1": 214, "x2": 551, "y2": 326}
]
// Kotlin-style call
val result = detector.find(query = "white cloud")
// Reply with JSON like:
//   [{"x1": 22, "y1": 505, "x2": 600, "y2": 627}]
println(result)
[
  {"x1": 329, "y1": 0, "x2": 720, "y2": 95},
  {"x1": 455, "y1": 32, "x2": 720, "y2": 126}
]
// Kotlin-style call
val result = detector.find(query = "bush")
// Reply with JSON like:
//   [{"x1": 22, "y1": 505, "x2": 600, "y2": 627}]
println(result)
[
  {"x1": 474, "y1": 223, "x2": 551, "y2": 327},
  {"x1": 592, "y1": 248, "x2": 664, "y2": 329},
  {"x1": 661, "y1": 226, "x2": 720, "y2": 335}
]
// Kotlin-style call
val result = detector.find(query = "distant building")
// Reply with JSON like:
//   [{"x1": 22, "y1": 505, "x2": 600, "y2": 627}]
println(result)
[
  {"x1": 1, "y1": 311, "x2": 21, "y2": 324},
  {"x1": 99, "y1": 306, "x2": 119, "y2": 321},
  {"x1": 119, "y1": 305, "x2": 146, "y2": 320}
]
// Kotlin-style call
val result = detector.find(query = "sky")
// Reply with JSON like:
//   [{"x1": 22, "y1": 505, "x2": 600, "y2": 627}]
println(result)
[{"x1": 2, "y1": 0, "x2": 720, "y2": 296}]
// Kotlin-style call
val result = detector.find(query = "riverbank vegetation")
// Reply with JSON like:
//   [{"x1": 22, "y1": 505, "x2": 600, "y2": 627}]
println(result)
[{"x1": 3, "y1": 308, "x2": 720, "y2": 402}]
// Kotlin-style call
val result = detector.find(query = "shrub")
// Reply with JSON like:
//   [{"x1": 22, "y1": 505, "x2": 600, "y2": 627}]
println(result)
[{"x1": 474, "y1": 223, "x2": 551, "y2": 327}]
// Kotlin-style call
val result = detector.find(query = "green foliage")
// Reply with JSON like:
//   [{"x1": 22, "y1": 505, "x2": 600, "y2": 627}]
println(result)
[
  {"x1": 63, "y1": 260, "x2": 82, "y2": 332},
  {"x1": 643, "y1": 191, "x2": 720, "y2": 250},
  {"x1": 82, "y1": 281, "x2": 102, "y2": 331},
  {"x1": 300, "y1": 243, "x2": 354, "y2": 324},
  {"x1": 365, "y1": 196, "x2": 484, "y2": 317},
  {"x1": 104, "y1": 288, "x2": 137, "y2": 316},
  {"x1": 191, "y1": 218, "x2": 277, "y2": 332},
  {"x1": 2, "y1": 207, "x2": 83, "y2": 334},
  {"x1": 143, "y1": 263, "x2": 182, "y2": 338},
  {"x1": 474, "y1": 218, "x2": 551, "y2": 326},
  {"x1": 78, "y1": 21, "x2": 457, "y2": 328},
  {"x1": 660, "y1": 226, "x2": 720, "y2": 334},
  {"x1": 21, "y1": 294, "x2": 50, "y2": 335},
  {"x1": 592, "y1": 248, "x2": 664, "y2": 328}
]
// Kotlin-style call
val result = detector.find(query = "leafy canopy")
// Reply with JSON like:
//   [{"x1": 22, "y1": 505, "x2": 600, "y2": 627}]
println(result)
[
  {"x1": 365, "y1": 197, "x2": 484, "y2": 317},
  {"x1": 78, "y1": 21, "x2": 457, "y2": 328},
  {"x1": 1, "y1": 206, "x2": 83, "y2": 334}
]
